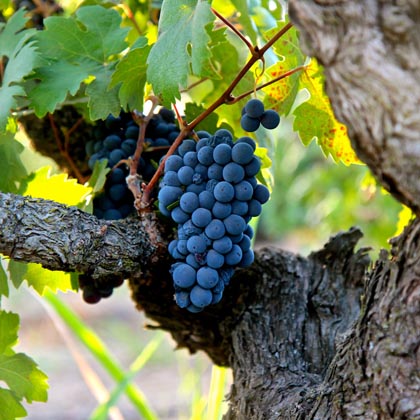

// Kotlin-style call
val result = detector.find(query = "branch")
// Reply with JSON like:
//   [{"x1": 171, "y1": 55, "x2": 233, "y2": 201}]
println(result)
[{"x1": 0, "y1": 192, "x2": 165, "y2": 279}]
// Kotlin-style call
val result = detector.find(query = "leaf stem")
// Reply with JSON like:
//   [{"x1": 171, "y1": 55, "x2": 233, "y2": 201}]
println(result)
[
  {"x1": 211, "y1": 8, "x2": 254, "y2": 53},
  {"x1": 232, "y1": 65, "x2": 307, "y2": 103}
]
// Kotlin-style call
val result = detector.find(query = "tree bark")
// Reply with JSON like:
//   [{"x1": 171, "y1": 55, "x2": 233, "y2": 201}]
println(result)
[{"x1": 289, "y1": 0, "x2": 420, "y2": 215}]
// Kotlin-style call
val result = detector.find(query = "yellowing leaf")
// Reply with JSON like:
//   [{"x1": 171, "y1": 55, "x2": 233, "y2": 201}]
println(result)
[
  {"x1": 294, "y1": 58, "x2": 360, "y2": 165},
  {"x1": 24, "y1": 166, "x2": 91, "y2": 206}
]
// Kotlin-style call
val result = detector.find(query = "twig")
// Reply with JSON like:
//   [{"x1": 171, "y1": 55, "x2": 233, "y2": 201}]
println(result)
[{"x1": 211, "y1": 8, "x2": 254, "y2": 54}]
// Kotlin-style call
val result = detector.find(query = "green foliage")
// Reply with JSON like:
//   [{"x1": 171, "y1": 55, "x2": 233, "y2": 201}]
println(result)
[
  {"x1": 29, "y1": 5, "x2": 130, "y2": 120},
  {"x1": 0, "y1": 311, "x2": 48, "y2": 420},
  {"x1": 0, "y1": 10, "x2": 37, "y2": 131},
  {"x1": 147, "y1": 0, "x2": 217, "y2": 104},
  {"x1": 110, "y1": 37, "x2": 151, "y2": 112}
]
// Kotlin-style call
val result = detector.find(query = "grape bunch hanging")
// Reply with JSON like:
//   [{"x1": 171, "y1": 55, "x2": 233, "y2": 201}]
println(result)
[
  {"x1": 84, "y1": 99, "x2": 278, "y2": 311},
  {"x1": 159, "y1": 129, "x2": 270, "y2": 312}
]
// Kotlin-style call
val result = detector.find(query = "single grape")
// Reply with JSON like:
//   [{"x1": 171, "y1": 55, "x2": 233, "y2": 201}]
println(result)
[
  {"x1": 205, "y1": 219, "x2": 226, "y2": 240},
  {"x1": 234, "y1": 180, "x2": 254, "y2": 201},
  {"x1": 180, "y1": 191, "x2": 199, "y2": 213},
  {"x1": 225, "y1": 244, "x2": 243, "y2": 265},
  {"x1": 173, "y1": 263, "x2": 196, "y2": 288},
  {"x1": 190, "y1": 285, "x2": 213, "y2": 308},
  {"x1": 177, "y1": 165, "x2": 194, "y2": 185},
  {"x1": 260, "y1": 109, "x2": 280, "y2": 129},
  {"x1": 186, "y1": 235, "x2": 207, "y2": 253},
  {"x1": 197, "y1": 146, "x2": 214, "y2": 166},
  {"x1": 212, "y1": 202, "x2": 232, "y2": 219},
  {"x1": 205, "y1": 250, "x2": 224, "y2": 270},
  {"x1": 231, "y1": 142, "x2": 254, "y2": 165},
  {"x1": 197, "y1": 266, "x2": 220, "y2": 288},
  {"x1": 191, "y1": 208, "x2": 212, "y2": 228},
  {"x1": 224, "y1": 214, "x2": 246, "y2": 235},
  {"x1": 213, "y1": 143, "x2": 232, "y2": 165},
  {"x1": 165, "y1": 155, "x2": 184, "y2": 172},
  {"x1": 253, "y1": 184, "x2": 270, "y2": 204},
  {"x1": 213, "y1": 181, "x2": 235, "y2": 203},
  {"x1": 244, "y1": 98, "x2": 265, "y2": 118},
  {"x1": 104, "y1": 134, "x2": 122, "y2": 150},
  {"x1": 212, "y1": 236, "x2": 233, "y2": 254},
  {"x1": 241, "y1": 115, "x2": 260, "y2": 132},
  {"x1": 199, "y1": 190, "x2": 215, "y2": 210},
  {"x1": 223, "y1": 162, "x2": 245, "y2": 183}
]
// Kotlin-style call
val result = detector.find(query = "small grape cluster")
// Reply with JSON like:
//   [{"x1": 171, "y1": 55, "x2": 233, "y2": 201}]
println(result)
[
  {"x1": 240, "y1": 98, "x2": 280, "y2": 132},
  {"x1": 79, "y1": 274, "x2": 125, "y2": 304},
  {"x1": 158, "y1": 130, "x2": 270, "y2": 312},
  {"x1": 85, "y1": 109, "x2": 180, "y2": 220}
]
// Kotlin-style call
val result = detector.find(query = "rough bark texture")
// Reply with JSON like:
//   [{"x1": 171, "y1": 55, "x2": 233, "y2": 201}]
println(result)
[{"x1": 289, "y1": 0, "x2": 420, "y2": 215}]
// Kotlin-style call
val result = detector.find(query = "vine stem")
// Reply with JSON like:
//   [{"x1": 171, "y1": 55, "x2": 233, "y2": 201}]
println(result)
[
  {"x1": 140, "y1": 21, "x2": 294, "y2": 208},
  {"x1": 211, "y1": 8, "x2": 254, "y2": 53}
]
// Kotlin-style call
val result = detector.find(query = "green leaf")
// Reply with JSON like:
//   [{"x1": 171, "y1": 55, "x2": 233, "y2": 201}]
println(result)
[
  {"x1": 87, "y1": 159, "x2": 110, "y2": 195},
  {"x1": 0, "y1": 353, "x2": 48, "y2": 402},
  {"x1": 29, "y1": 5, "x2": 130, "y2": 119},
  {"x1": 147, "y1": 0, "x2": 216, "y2": 104},
  {"x1": 293, "y1": 59, "x2": 360, "y2": 165},
  {"x1": 109, "y1": 39, "x2": 151, "y2": 112},
  {"x1": 0, "y1": 132, "x2": 28, "y2": 193},
  {"x1": 25, "y1": 263, "x2": 74, "y2": 294},
  {"x1": 7, "y1": 260, "x2": 27, "y2": 290},
  {"x1": 0, "y1": 311, "x2": 19, "y2": 355},
  {"x1": 0, "y1": 388, "x2": 27, "y2": 420},
  {"x1": 0, "y1": 258, "x2": 8, "y2": 297},
  {"x1": 0, "y1": 11, "x2": 38, "y2": 131},
  {"x1": 0, "y1": 9, "x2": 34, "y2": 58},
  {"x1": 262, "y1": 22, "x2": 304, "y2": 115},
  {"x1": 23, "y1": 166, "x2": 92, "y2": 207}
]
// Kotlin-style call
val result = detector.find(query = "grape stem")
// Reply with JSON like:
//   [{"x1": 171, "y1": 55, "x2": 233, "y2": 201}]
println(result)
[
  {"x1": 126, "y1": 97, "x2": 160, "y2": 202},
  {"x1": 140, "y1": 21, "x2": 294, "y2": 208},
  {"x1": 47, "y1": 113, "x2": 88, "y2": 184},
  {"x1": 231, "y1": 65, "x2": 307, "y2": 104}
]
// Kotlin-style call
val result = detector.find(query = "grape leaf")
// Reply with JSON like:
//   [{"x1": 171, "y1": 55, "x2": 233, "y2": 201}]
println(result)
[
  {"x1": 0, "y1": 11, "x2": 38, "y2": 131},
  {"x1": 147, "y1": 0, "x2": 216, "y2": 104},
  {"x1": 23, "y1": 166, "x2": 91, "y2": 207},
  {"x1": 0, "y1": 132, "x2": 28, "y2": 193},
  {"x1": 0, "y1": 310, "x2": 48, "y2": 419},
  {"x1": 7, "y1": 260, "x2": 27, "y2": 290},
  {"x1": 262, "y1": 22, "x2": 304, "y2": 115},
  {"x1": 25, "y1": 263, "x2": 74, "y2": 294},
  {"x1": 29, "y1": 5, "x2": 129, "y2": 120},
  {"x1": 0, "y1": 388, "x2": 27, "y2": 420},
  {"x1": 293, "y1": 59, "x2": 360, "y2": 165},
  {"x1": 0, "y1": 353, "x2": 48, "y2": 402},
  {"x1": 0, "y1": 259, "x2": 8, "y2": 297},
  {"x1": 0, "y1": 311, "x2": 19, "y2": 355},
  {"x1": 110, "y1": 37, "x2": 151, "y2": 112}
]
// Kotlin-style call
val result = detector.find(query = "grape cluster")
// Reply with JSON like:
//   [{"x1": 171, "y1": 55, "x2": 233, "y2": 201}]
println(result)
[
  {"x1": 158, "y1": 130, "x2": 270, "y2": 312},
  {"x1": 79, "y1": 274, "x2": 125, "y2": 304},
  {"x1": 80, "y1": 108, "x2": 180, "y2": 304},
  {"x1": 85, "y1": 109, "x2": 180, "y2": 220},
  {"x1": 240, "y1": 99, "x2": 280, "y2": 132}
]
